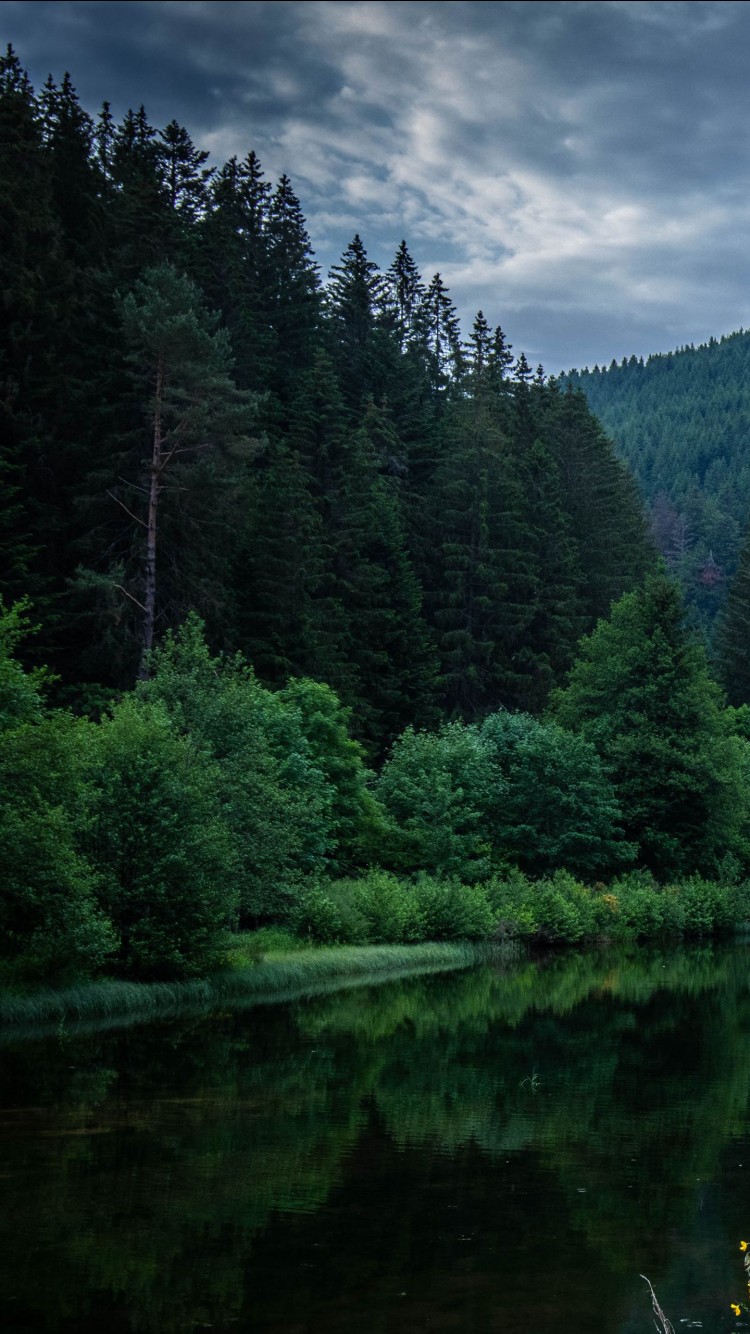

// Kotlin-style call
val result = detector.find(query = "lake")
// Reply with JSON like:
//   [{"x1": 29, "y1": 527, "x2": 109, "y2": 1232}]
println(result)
[{"x1": 1, "y1": 943, "x2": 749, "y2": 1333}]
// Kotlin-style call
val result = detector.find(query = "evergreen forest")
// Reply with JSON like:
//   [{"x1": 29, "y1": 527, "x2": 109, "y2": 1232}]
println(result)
[
  {"x1": 567, "y1": 331, "x2": 750, "y2": 637},
  {"x1": 4, "y1": 47, "x2": 750, "y2": 984}
]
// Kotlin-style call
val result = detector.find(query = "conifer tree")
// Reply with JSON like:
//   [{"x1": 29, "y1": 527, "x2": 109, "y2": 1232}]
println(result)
[
  {"x1": 542, "y1": 383, "x2": 653, "y2": 624},
  {"x1": 716, "y1": 521, "x2": 750, "y2": 705},
  {"x1": 431, "y1": 392, "x2": 534, "y2": 717},
  {"x1": 108, "y1": 106, "x2": 173, "y2": 280},
  {"x1": 421, "y1": 273, "x2": 464, "y2": 396},
  {"x1": 199, "y1": 151, "x2": 275, "y2": 393},
  {"x1": 326, "y1": 234, "x2": 387, "y2": 408},
  {"x1": 552, "y1": 572, "x2": 745, "y2": 875},
  {"x1": 0, "y1": 48, "x2": 59, "y2": 611},
  {"x1": 385, "y1": 240, "x2": 427, "y2": 351},
  {"x1": 116, "y1": 264, "x2": 257, "y2": 675},
  {"x1": 159, "y1": 119, "x2": 213, "y2": 221},
  {"x1": 265, "y1": 174, "x2": 322, "y2": 397}
]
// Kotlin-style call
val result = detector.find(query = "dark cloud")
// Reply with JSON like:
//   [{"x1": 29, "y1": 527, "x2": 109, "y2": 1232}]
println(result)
[{"x1": 3, "y1": 0, "x2": 750, "y2": 369}]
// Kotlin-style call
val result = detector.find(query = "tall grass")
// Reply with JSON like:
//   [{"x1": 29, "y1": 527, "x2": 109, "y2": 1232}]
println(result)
[{"x1": 0, "y1": 941, "x2": 498, "y2": 1040}]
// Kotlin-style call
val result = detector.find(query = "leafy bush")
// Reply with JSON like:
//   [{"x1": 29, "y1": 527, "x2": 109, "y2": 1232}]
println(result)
[
  {"x1": 139, "y1": 618, "x2": 338, "y2": 921},
  {"x1": 81, "y1": 696, "x2": 237, "y2": 978},
  {"x1": 413, "y1": 874, "x2": 495, "y2": 940},
  {"x1": 485, "y1": 869, "x2": 538, "y2": 938},
  {"x1": 376, "y1": 723, "x2": 494, "y2": 880},
  {"x1": 349, "y1": 870, "x2": 423, "y2": 943},
  {"x1": 295, "y1": 884, "x2": 369, "y2": 945},
  {"x1": 0, "y1": 714, "x2": 116, "y2": 979},
  {"x1": 477, "y1": 710, "x2": 634, "y2": 878}
]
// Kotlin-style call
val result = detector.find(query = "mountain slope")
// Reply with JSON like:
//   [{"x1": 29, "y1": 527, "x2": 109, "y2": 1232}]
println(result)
[{"x1": 566, "y1": 330, "x2": 750, "y2": 631}]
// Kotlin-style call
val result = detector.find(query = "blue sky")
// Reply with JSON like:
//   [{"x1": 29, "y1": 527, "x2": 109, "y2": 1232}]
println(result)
[{"x1": 4, "y1": 0, "x2": 750, "y2": 371}]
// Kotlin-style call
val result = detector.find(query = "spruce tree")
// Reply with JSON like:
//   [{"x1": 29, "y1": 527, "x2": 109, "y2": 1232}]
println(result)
[
  {"x1": 421, "y1": 273, "x2": 464, "y2": 397},
  {"x1": 552, "y1": 572, "x2": 746, "y2": 876},
  {"x1": 431, "y1": 392, "x2": 534, "y2": 718},
  {"x1": 716, "y1": 521, "x2": 750, "y2": 704},
  {"x1": 0, "y1": 48, "x2": 59, "y2": 612},
  {"x1": 326, "y1": 234, "x2": 387, "y2": 409},
  {"x1": 113, "y1": 264, "x2": 257, "y2": 675},
  {"x1": 199, "y1": 151, "x2": 276, "y2": 393},
  {"x1": 265, "y1": 174, "x2": 322, "y2": 398}
]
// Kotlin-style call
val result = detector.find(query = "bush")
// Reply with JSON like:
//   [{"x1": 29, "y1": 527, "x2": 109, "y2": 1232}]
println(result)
[
  {"x1": 0, "y1": 715, "x2": 116, "y2": 980},
  {"x1": 377, "y1": 723, "x2": 494, "y2": 880},
  {"x1": 82, "y1": 697, "x2": 237, "y2": 978},
  {"x1": 413, "y1": 874, "x2": 495, "y2": 941},
  {"x1": 295, "y1": 884, "x2": 369, "y2": 945},
  {"x1": 349, "y1": 870, "x2": 423, "y2": 943},
  {"x1": 477, "y1": 711, "x2": 634, "y2": 878},
  {"x1": 485, "y1": 869, "x2": 538, "y2": 937},
  {"x1": 139, "y1": 619, "x2": 338, "y2": 922}
]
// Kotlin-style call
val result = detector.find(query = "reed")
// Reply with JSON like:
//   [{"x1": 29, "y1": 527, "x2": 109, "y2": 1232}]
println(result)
[{"x1": 0, "y1": 941, "x2": 504, "y2": 1039}]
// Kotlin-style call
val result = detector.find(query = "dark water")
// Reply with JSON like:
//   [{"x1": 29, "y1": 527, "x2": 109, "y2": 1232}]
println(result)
[{"x1": 2, "y1": 945, "x2": 750, "y2": 1333}]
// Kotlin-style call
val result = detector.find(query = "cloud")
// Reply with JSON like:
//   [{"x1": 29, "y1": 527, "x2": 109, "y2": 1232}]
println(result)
[{"x1": 5, "y1": 0, "x2": 750, "y2": 369}]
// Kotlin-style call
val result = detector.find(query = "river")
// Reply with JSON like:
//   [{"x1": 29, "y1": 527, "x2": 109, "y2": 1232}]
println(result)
[{"x1": 1, "y1": 942, "x2": 749, "y2": 1332}]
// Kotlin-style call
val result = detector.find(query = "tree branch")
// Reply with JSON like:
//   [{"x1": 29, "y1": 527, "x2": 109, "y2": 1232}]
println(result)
[
  {"x1": 114, "y1": 584, "x2": 147, "y2": 612},
  {"x1": 107, "y1": 490, "x2": 147, "y2": 527}
]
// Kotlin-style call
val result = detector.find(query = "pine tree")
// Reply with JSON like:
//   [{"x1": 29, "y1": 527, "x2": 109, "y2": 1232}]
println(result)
[
  {"x1": 326, "y1": 234, "x2": 387, "y2": 409},
  {"x1": 430, "y1": 393, "x2": 534, "y2": 717},
  {"x1": 115, "y1": 264, "x2": 258, "y2": 675},
  {"x1": 199, "y1": 151, "x2": 275, "y2": 393},
  {"x1": 265, "y1": 174, "x2": 322, "y2": 398},
  {"x1": 421, "y1": 273, "x2": 464, "y2": 396},
  {"x1": 552, "y1": 572, "x2": 745, "y2": 876},
  {"x1": 716, "y1": 521, "x2": 750, "y2": 705}
]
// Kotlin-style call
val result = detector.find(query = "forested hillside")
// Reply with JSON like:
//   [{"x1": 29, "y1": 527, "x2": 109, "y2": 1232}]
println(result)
[
  {"x1": 0, "y1": 46, "x2": 653, "y2": 753},
  {"x1": 567, "y1": 332, "x2": 750, "y2": 632},
  {"x1": 7, "y1": 45, "x2": 750, "y2": 984}
]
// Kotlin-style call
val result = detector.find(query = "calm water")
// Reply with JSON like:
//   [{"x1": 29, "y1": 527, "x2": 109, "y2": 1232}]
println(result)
[{"x1": 2, "y1": 944, "x2": 750, "y2": 1333}]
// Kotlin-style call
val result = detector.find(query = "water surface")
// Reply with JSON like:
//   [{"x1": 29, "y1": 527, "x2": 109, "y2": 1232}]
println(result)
[{"x1": 2, "y1": 944, "x2": 750, "y2": 1332}]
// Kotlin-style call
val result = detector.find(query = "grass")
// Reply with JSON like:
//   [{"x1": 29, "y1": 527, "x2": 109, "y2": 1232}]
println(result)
[{"x1": 0, "y1": 940, "x2": 507, "y2": 1041}]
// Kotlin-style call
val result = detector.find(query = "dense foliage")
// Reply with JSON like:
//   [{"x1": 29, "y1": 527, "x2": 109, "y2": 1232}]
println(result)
[
  {"x1": 1, "y1": 46, "x2": 651, "y2": 754},
  {"x1": 3, "y1": 48, "x2": 750, "y2": 981},
  {"x1": 566, "y1": 332, "x2": 750, "y2": 635}
]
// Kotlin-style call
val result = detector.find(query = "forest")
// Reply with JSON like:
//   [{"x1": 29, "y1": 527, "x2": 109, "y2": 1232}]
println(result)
[
  {"x1": 4, "y1": 45, "x2": 750, "y2": 984},
  {"x1": 567, "y1": 332, "x2": 750, "y2": 637}
]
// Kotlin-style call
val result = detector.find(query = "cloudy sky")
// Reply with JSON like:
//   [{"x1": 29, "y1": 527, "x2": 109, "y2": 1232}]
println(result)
[{"x1": 3, "y1": 0, "x2": 750, "y2": 370}]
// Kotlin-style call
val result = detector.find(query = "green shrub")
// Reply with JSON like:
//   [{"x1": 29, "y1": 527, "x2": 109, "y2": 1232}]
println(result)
[
  {"x1": 139, "y1": 620, "x2": 338, "y2": 922},
  {"x1": 82, "y1": 697, "x2": 237, "y2": 978},
  {"x1": 348, "y1": 869, "x2": 423, "y2": 944},
  {"x1": 295, "y1": 884, "x2": 369, "y2": 945},
  {"x1": 675, "y1": 875, "x2": 741, "y2": 935},
  {"x1": 610, "y1": 870, "x2": 669, "y2": 938},
  {"x1": 0, "y1": 715, "x2": 116, "y2": 980},
  {"x1": 376, "y1": 724, "x2": 494, "y2": 881},
  {"x1": 413, "y1": 874, "x2": 495, "y2": 940},
  {"x1": 531, "y1": 873, "x2": 589, "y2": 943},
  {"x1": 477, "y1": 711, "x2": 634, "y2": 878},
  {"x1": 485, "y1": 869, "x2": 538, "y2": 938}
]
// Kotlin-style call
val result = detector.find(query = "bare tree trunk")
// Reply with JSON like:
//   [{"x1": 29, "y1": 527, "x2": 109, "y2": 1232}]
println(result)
[{"x1": 139, "y1": 355, "x2": 164, "y2": 680}]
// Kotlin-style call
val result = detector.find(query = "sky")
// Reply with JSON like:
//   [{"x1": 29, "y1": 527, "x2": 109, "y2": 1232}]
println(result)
[{"x1": 3, "y1": 0, "x2": 750, "y2": 372}]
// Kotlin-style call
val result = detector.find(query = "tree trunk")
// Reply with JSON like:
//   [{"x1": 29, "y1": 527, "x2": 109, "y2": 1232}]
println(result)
[{"x1": 139, "y1": 355, "x2": 164, "y2": 679}]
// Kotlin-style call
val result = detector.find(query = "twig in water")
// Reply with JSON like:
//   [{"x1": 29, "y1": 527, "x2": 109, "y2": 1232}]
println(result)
[{"x1": 640, "y1": 1275, "x2": 675, "y2": 1334}]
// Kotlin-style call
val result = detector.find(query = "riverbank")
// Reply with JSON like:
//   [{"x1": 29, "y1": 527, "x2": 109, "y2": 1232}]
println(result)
[{"x1": 0, "y1": 940, "x2": 507, "y2": 1040}]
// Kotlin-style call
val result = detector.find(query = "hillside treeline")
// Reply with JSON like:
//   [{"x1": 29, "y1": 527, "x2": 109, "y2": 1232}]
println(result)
[
  {"x1": 566, "y1": 332, "x2": 750, "y2": 637},
  {"x1": 5, "y1": 49, "x2": 750, "y2": 982},
  {"x1": 1, "y1": 47, "x2": 652, "y2": 753}
]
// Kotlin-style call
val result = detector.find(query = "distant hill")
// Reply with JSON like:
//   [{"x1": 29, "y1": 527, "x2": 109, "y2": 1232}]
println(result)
[{"x1": 566, "y1": 330, "x2": 750, "y2": 633}]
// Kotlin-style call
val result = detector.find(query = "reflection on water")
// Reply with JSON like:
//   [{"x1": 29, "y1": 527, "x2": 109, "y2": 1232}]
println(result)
[{"x1": 1, "y1": 944, "x2": 750, "y2": 1333}]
